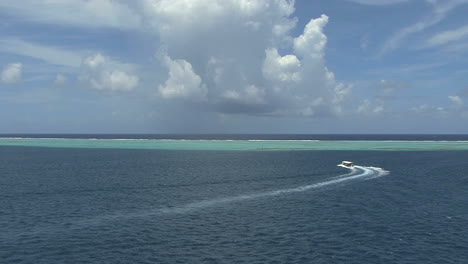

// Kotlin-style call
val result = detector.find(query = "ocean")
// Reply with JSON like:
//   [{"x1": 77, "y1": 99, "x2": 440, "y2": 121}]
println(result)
[{"x1": 1, "y1": 135, "x2": 468, "y2": 263}]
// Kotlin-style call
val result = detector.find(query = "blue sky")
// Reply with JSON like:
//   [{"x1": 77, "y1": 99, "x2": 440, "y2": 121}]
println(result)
[{"x1": 0, "y1": 0, "x2": 467, "y2": 134}]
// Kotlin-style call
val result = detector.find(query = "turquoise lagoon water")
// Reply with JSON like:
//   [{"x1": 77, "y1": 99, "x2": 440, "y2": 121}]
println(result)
[{"x1": 1, "y1": 137, "x2": 468, "y2": 151}]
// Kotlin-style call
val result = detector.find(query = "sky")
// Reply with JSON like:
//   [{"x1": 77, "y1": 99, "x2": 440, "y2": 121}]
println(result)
[{"x1": 0, "y1": 0, "x2": 467, "y2": 134}]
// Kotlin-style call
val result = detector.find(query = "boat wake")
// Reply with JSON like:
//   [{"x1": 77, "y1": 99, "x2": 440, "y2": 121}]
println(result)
[
  {"x1": 5, "y1": 164, "x2": 390, "y2": 239},
  {"x1": 151, "y1": 164, "x2": 389, "y2": 215},
  {"x1": 80, "y1": 164, "x2": 390, "y2": 223}
]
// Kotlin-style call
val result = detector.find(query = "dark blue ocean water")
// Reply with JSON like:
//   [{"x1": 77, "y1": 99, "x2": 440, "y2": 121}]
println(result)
[{"x1": 1, "y1": 146, "x2": 468, "y2": 263}]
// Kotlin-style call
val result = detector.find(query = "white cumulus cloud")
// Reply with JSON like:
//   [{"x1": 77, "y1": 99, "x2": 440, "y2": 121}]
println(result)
[
  {"x1": 357, "y1": 99, "x2": 385, "y2": 116},
  {"x1": 158, "y1": 56, "x2": 207, "y2": 100},
  {"x1": 411, "y1": 104, "x2": 447, "y2": 116},
  {"x1": 147, "y1": 5, "x2": 346, "y2": 117},
  {"x1": 262, "y1": 48, "x2": 301, "y2": 83},
  {"x1": 1, "y1": 63, "x2": 22, "y2": 84},
  {"x1": 79, "y1": 54, "x2": 139, "y2": 92},
  {"x1": 293, "y1": 14, "x2": 329, "y2": 58}
]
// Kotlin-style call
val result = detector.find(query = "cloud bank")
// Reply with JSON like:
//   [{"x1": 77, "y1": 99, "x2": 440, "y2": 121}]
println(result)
[
  {"x1": 145, "y1": 1, "x2": 347, "y2": 117},
  {"x1": 0, "y1": 0, "x2": 467, "y2": 133},
  {"x1": 0, "y1": 0, "x2": 350, "y2": 118}
]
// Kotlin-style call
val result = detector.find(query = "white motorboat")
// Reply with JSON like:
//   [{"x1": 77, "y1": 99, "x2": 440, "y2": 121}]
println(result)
[{"x1": 340, "y1": 161, "x2": 354, "y2": 167}]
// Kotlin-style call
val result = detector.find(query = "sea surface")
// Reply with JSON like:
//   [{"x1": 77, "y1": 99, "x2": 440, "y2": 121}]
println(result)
[{"x1": 1, "y1": 135, "x2": 468, "y2": 263}]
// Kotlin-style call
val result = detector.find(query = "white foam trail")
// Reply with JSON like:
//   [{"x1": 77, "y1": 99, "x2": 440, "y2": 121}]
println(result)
[
  {"x1": 24, "y1": 164, "x2": 389, "y2": 232},
  {"x1": 150, "y1": 165, "x2": 389, "y2": 215},
  {"x1": 332, "y1": 165, "x2": 359, "y2": 179}
]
